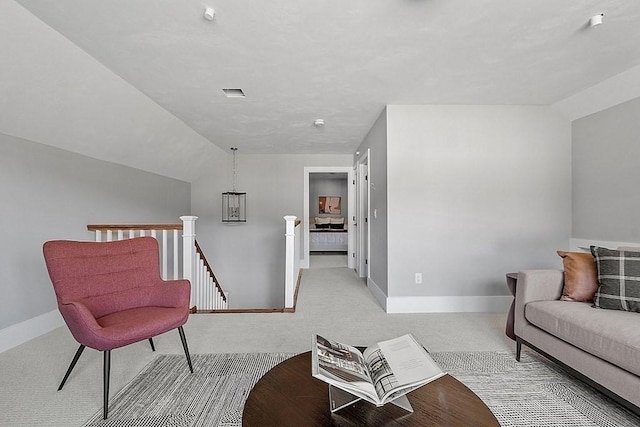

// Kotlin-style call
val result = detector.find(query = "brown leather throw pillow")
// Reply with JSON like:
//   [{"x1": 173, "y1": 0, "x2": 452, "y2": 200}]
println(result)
[{"x1": 557, "y1": 250, "x2": 598, "y2": 302}]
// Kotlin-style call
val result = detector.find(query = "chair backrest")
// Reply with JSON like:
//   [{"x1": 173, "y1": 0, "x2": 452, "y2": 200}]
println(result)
[{"x1": 43, "y1": 237, "x2": 162, "y2": 318}]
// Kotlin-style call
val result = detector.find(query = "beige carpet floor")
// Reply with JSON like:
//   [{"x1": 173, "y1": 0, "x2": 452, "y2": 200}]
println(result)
[{"x1": 1, "y1": 264, "x2": 517, "y2": 426}]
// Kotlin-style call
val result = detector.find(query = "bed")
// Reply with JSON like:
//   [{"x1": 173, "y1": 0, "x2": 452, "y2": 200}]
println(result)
[{"x1": 309, "y1": 217, "x2": 348, "y2": 252}]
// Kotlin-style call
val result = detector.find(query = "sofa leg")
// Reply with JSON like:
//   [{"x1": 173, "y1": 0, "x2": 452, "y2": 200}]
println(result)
[
  {"x1": 148, "y1": 338, "x2": 155, "y2": 352},
  {"x1": 516, "y1": 338, "x2": 522, "y2": 362}
]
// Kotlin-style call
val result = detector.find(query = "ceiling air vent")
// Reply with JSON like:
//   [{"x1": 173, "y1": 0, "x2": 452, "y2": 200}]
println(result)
[{"x1": 223, "y1": 88, "x2": 245, "y2": 98}]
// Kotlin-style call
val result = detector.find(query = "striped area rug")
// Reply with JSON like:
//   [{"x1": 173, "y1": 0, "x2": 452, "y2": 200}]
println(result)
[{"x1": 83, "y1": 351, "x2": 640, "y2": 426}]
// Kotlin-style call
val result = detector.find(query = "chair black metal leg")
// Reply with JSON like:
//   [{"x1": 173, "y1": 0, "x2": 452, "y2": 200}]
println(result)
[
  {"x1": 178, "y1": 326, "x2": 194, "y2": 373},
  {"x1": 516, "y1": 338, "x2": 522, "y2": 362},
  {"x1": 58, "y1": 344, "x2": 86, "y2": 391},
  {"x1": 148, "y1": 337, "x2": 155, "y2": 352},
  {"x1": 103, "y1": 350, "x2": 111, "y2": 420}
]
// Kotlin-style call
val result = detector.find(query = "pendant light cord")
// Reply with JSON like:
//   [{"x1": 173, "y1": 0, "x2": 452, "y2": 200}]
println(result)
[{"x1": 231, "y1": 147, "x2": 238, "y2": 192}]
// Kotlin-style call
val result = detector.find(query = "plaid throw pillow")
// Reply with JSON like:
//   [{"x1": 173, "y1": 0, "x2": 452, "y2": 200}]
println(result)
[{"x1": 590, "y1": 246, "x2": 640, "y2": 312}]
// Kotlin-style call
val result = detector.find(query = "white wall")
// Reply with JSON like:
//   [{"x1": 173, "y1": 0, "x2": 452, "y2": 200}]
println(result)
[
  {"x1": 383, "y1": 105, "x2": 571, "y2": 311},
  {"x1": 191, "y1": 153, "x2": 352, "y2": 309},
  {"x1": 0, "y1": 134, "x2": 191, "y2": 349},
  {"x1": 572, "y1": 96, "x2": 640, "y2": 243}
]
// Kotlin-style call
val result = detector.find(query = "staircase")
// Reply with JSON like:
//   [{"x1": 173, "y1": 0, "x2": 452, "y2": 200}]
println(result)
[{"x1": 87, "y1": 216, "x2": 228, "y2": 312}]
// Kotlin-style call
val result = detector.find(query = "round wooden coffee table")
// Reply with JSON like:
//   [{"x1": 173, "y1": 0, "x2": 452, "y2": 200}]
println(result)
[{"x1": 243, "y1": 351, "x2": 499, "y2": 426}]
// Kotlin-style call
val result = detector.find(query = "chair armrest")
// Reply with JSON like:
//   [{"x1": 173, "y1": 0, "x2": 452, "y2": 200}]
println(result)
[
  {"x1": 58, "y1": 301, "x2": 103, "y2": 344},
  {"x1": 514, "y1": 270, "x2": 563, "y2": 337},
  {"x1": 147, "y1": 279, "x2": 191, "y2": 308}
]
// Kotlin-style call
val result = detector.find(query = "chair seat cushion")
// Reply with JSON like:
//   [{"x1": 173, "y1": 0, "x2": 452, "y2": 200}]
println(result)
[{"x1": 90, "y1": 306, "x2": 188, "y2": 351}]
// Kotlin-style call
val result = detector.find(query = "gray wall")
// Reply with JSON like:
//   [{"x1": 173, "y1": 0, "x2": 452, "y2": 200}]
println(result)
[
  {"x1": 384, "y1": 105, "x2": 572, "y2": 299},
  {"x1": 572, "y1": 96, "x2": 640, "y2": 242},
  {"x1": 0, "y1": 133, "x2": 191, "y2": 330},
  {"x1": 355, "y1": 108, "x2": 389, "y2": 294},
  {"x1": 309, "y1": 174, "x2": 349, "y2": 219},
  {"x1": 191, "y1": 153, "x2": 352, "y2": 309}
]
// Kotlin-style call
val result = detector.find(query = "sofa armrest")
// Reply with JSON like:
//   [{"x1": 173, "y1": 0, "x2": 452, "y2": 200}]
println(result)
[{"x1": 514, "y1": 270, "x2": 563, "y2": 337}]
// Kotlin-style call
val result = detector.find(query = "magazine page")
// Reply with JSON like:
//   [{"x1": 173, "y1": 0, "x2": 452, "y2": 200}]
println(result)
[
  {"x1": 312, "y1": 335, "x2": 379, "y2": 403},
  {"x1": 362, "y1": 334, "x2": 445, "y2": 403},
  {"x1": 377, "y1": 334, "x2": 444, "y2": 386}
]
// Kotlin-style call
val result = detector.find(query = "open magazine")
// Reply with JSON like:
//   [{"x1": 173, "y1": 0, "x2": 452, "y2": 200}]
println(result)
[{"x1": 311, "y1": 333, "x2": 445, "y2": 407}]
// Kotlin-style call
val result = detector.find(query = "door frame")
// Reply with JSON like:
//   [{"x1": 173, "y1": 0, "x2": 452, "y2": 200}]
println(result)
[
  {"x1": 302, "y1": 166, "x2": 355, "y2": 269},
  {"x1": 355, "y1": 150, "x2": 370, "y2": 279}
]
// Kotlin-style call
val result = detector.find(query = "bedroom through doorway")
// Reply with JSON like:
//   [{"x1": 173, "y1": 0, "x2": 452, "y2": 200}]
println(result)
[{"x1": 303, "y1": 167, "x2": 354, "y2": 270}]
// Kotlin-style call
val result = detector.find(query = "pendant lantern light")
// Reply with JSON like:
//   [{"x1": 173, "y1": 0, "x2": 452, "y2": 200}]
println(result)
[{"x1": 222, "y1": 147, "x2": 247, "y2": 223}]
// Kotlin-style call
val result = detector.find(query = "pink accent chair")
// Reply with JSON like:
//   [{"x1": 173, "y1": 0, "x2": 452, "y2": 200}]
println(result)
[{"x1": 43, "y1": 237, "x2": 193, "y2": 419}]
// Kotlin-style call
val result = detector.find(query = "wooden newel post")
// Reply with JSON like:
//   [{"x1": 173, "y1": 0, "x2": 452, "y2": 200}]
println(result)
[
  {"x1": 284, "y1": 215, "x2": 297, "y2": 309},
  {"x1": 180, "y1": 216, "x2": 198, "y2": 307}
]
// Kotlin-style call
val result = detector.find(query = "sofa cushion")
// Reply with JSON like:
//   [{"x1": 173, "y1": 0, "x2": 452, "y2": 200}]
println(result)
[
  {"x1": 525, "y1": 300, "x2": 640, "y2": 376},
  {"x1": 557, "y1": 251, "x2": 598, "y2": 302},
  {"x1": 591, "y1": 246, "x2": 640, "y2": 312}
]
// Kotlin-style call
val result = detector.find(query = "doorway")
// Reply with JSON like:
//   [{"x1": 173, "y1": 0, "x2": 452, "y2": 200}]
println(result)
[{"x1": 303, "y1": 167, "x2": 354, "y2": 269}]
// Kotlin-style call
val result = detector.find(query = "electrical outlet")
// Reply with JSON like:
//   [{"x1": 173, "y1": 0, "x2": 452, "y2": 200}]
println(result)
[{"x1": 415, "y1": 273, "x2": 422, "y2": 284}]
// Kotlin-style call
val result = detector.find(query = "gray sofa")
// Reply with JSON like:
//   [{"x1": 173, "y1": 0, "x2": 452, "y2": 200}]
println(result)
[{"x1": 514, "y1": 269, "x2": 640, "y2": 414}]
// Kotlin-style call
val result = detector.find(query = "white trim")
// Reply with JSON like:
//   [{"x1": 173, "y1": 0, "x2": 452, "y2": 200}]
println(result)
[
  {"x1": 570, "y1": 238, "x2": 640, "y2": 252},
  {"x1": 386, "y1": 296, "x2": 512, "y2": 314},
  {"x1": 0, "y1": 310, "x2": 64, "y2": 354},
  {"x1": 354, "y1": 149, "x2": 370, "y2": 279},
  {"x1": 367, "y1": 276, "x2": 387, "y2": 311}
]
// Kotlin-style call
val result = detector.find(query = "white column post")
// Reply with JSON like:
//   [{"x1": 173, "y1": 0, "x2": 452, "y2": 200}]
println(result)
[
  {"x1": 284, "y1": 215, "x2": 297, "y2": 309},
  {"x1": 180, "y1": 216, "x2": 198, "y2": 307}
]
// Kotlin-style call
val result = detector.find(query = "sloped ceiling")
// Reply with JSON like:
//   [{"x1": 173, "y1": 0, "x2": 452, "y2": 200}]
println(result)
[{"x1": 3, "y1": 1, "x2": 640, "y2": 179}]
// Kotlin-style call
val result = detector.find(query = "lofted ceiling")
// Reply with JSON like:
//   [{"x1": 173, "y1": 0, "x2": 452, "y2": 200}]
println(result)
[{"x1": 5, "y1": 1, "x2": 640, "y2": 164}]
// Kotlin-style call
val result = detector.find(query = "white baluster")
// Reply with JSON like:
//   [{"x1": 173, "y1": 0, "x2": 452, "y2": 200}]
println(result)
[
  {"x1": 129, "y1": 229, "x2": 135, "y2": 239},
  {"x1": 173, "y1": 229, "x2": 179, "y2": 280},
  {"x1": 106, "y1": 230, "x2": 113, "y2": 242},
  {"x1": 117, "y1": 230, "x2": 124, "y2": 241},
  {"x1": 95, "y1": 230, "x2": 102, "y2": 242},
  {"x1": 162, "y1": 230, "x2": 168, "y2": 280}
]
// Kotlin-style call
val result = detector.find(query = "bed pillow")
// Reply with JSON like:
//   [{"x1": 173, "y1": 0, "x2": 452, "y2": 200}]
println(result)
[
  {"x1": 329, "y1": 217, "x2": 345, "y2": 229},
  {"x1": 557, "y1": 251, "x2": 598, "y2": 302},
  {"x1": 590, "y1": 246, "x2": 640, "y2": 312},
  {"x1": 315, "y1": 217, "x2": 330, "y2": 229}
]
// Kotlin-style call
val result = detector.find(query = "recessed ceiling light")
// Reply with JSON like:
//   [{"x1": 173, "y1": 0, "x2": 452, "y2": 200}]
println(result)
[
  {"x1": 314, "y1": 119, "x2": 325, "y2": 127},
  {"x1": 223, "y1": 89, "x2": 245, "y2": 98}
]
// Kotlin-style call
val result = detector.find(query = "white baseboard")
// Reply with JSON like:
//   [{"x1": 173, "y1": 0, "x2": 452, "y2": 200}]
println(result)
[
  {"x1": 367, "y1": 277, "x2": 387, "y2": 311},
  {"x1": 0, "y1": 310, "x2": 64, "y2": 354},
  {"x1": 386, "y1": 295, "x2": 512, "y2": 314}
]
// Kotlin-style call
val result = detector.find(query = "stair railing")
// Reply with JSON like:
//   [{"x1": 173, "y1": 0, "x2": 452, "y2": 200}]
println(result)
[{"x1": 87, "y1": 216, "x2": 228, "y2": 311}]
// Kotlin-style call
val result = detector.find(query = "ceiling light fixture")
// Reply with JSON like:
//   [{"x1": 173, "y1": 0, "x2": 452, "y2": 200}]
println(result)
[
  {"x1": 222, "y1": 147, "x2": 247, "y2": 223},
  {"x1": 204, "y1": 7, "x2": 215, "y2": 21},
  {"x1": 589, "y1": 13, "x2": 604, "y2": 28},
  {"x1": 314, "y1": 119, "x2": 325, "y2": 127}
]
